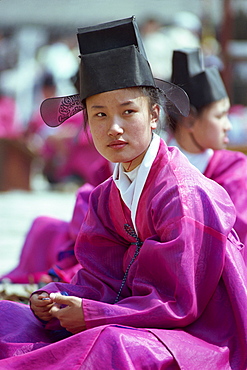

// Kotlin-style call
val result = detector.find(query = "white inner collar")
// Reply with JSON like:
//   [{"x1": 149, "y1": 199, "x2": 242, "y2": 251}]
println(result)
[
  {"x1": 113, "y1": 133, "x2": 160, "y2": 232},
  {"x1": 168, "y1": 137, "x2": 213, "y2": 173}
]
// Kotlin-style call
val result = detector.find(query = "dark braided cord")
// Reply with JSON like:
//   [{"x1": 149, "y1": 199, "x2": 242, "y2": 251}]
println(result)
[{"x1": 114, "y1": 224, "x2": 143, "y2": 304}]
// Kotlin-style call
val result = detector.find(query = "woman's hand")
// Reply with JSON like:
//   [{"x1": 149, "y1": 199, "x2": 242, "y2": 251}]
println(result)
[
  {"x1": 29, "y1": 292, "x2": 54, "y2": 321},
  {"x1": 49, "y1": 293, "x2": 86, "y2": 334}
]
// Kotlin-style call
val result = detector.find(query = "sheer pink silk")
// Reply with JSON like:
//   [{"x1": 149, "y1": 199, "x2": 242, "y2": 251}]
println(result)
[{"x1": 0, "y1": 141, "x2": 246, "y2": 369}]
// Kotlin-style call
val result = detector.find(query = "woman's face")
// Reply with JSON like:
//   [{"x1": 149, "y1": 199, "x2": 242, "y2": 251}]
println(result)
[
  {"x1": 86, "y1": 87, "x2": 159, "y2": 171},
  {"x1": 190, "y1": 97, "x2": 232, "y2": 151}
]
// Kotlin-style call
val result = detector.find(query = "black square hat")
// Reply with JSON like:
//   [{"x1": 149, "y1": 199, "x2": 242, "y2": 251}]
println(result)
[
  {"x1": 77, "y1": 17, "x2": 147, "y2": 59},
  {"x1": 77, "y1": 17, "x2": 154, "y2": 103},
  {"x1": 171, "y1": 48, "x2": 227, "y2": 109},
  {"x1": 41, "y1": 16, "x2": 189, "y2": 127}
]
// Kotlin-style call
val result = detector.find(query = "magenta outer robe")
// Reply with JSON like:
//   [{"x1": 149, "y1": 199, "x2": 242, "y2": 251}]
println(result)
[
  {"x1": 0, "y1": 139, "x2": 247, "y2": 369},
  {"x1": 204, "y1": 149, "x2": 247, "y2": 248}
]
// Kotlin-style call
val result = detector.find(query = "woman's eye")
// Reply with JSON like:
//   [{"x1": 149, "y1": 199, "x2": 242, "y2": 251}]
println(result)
[
  {"x1": 217, "y1": 113, "x2": 225, "y2": 119},
  {"x1": 124, "y1": 109, "x2": 134, "y2": 115},
  {"x1": 96, "y1": 112, "x2": 106, "y2": 117}
]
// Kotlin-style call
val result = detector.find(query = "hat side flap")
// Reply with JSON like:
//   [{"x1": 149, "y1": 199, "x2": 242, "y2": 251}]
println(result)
[
  {"x1": 40, "y1": 94, "x2": 83, "y2": 127},
  {"x1": 155, "y1": 79, "x2": 190, "y2": 117}
]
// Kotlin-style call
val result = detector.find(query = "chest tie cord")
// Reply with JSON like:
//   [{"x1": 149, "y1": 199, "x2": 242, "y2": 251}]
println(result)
[{"x1": 114, "y1": 224, "x2": 143, "y2": 303}]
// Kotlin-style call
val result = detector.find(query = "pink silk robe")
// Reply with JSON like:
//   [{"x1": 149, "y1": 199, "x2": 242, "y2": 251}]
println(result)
[
  {"x1": 0, "y1": 183, "x2": 94, "y2": 283},
  {"x1": 0, "y1": 139, "x2": 247, "y2": 369},
  {"x1": 204, "y1": 149, "x2": 247, "y2": 248}
]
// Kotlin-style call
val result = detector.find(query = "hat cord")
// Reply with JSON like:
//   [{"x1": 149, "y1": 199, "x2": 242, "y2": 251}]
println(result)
[{"x1": 114, "y1": 224, "x2": 143, "y2": 303}]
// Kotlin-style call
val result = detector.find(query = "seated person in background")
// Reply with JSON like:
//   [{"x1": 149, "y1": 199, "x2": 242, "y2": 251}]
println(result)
[
  {"x1": 167, "y1": 48, "x2": 247, "y2": 249},
  {"x1": 25, "y1": 72, "x2": 112, "y2": 187},
  {"x1": 0, "y1": 183, "x2": 94, "y2": 284},
  {"x1": 0, "y1": 17, "x2": 246, "y2": 370}
]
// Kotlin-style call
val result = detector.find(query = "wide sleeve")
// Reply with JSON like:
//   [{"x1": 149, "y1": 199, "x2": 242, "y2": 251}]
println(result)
[{"x1": 34, "y1": 182, "x2": 132, "y2": 301}]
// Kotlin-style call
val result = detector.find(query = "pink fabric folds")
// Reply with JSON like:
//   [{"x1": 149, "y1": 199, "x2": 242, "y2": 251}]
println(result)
[
  {"x1": 0, "y1": 141, "x2": 246, "y2": 369},
  {"x1": 204, "y1": 149, "x2": 247, "y2": 247}
]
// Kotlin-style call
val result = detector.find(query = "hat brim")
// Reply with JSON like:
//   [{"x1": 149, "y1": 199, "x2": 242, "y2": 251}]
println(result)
[
  {"x1": 40, "y1": 80, "x2": 189, "y2": 128},
  {"x1": 154, "y1": 78, "x2": 190, "y2": 117},
  {"x1": 40, "y1": 94, "x2": 83, "y2": 128}
]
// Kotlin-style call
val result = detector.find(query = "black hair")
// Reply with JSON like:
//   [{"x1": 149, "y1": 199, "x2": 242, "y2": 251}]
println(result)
[
  {"x1": 139, "y1": 86, "x2": 161, "y2": 108},
  {"x1": 139, "y1": 86, "x2": 165, "y2": 133}
]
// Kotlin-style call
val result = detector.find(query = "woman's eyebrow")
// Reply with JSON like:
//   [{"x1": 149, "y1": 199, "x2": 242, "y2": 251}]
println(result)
[
  {"x1": 90, "y1": 105, "x2": 106, "y2": 110},
  {"x1": 120, "y1": 100, "x2": 136, "y2": 107},
  {"x1": 90, "y1": 101, "x2": 136, "y2": 110}
]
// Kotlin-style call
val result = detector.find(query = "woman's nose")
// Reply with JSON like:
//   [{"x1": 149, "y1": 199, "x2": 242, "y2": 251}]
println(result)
[
  {"x1": 108, "y1": 117, "x2": 124, "y2": 136},
  {"x1": 225, "y1": 116, "x2": 232, "y2": 131}
]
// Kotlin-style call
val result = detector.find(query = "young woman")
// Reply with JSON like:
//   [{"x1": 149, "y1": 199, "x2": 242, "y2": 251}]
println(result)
[
  {"x1": 168, "y1": 48, "x2": 247, "y2": 249},
  {"x1": 0, "y1": 17, "x2": 246, "y2": 369}
]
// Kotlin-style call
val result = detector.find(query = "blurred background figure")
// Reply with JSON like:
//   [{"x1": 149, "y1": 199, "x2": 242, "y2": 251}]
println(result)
[
  {"x1": 0, "y1": 76, "x2": 34, "y2": 191},
  {"x1": 0, "y1": 182, "x2": 94, "y2": 284},
  {"x1": 165, "y1": 47, "x2": 247, "y2": 249},
  {"x1": 0, "y1": 87, "x2": 20, "y2": 139}
]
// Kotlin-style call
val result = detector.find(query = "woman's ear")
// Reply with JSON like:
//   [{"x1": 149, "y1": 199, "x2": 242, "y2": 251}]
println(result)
[{"x1": 150, "y1": 104, "x2": 160, "y2": 129}]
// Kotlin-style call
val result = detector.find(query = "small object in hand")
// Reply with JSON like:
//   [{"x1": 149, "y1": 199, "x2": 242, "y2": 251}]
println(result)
[
  {"x1": 60, "y1": 291, "x2": 69, "y2": 308},
  {"x1": 61, "y1": 291, "x2": 69, "y2": 296}
]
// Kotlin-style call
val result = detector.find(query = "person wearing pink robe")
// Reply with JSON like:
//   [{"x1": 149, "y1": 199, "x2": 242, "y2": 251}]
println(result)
[
  {"x1": 0, "y1": 17, "x2": 246, "y2": 370},
  {"x1": 27, "y1": 109, "x2": 112, "y2": 186},
  {"x1": 0, "y1": 183, "x2": 94, "y2": 284},
  {"x1": 0, "y1": 137, "x2": 246, "y2": 369},
  {"x1": 167, "y1": 48, "x2": 247, "y2": 248}
]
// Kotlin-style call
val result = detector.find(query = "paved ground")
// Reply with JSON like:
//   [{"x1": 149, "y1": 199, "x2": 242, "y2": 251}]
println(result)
[{"x1": 0, "y1": 175, "x2": 76, "y2": 277}]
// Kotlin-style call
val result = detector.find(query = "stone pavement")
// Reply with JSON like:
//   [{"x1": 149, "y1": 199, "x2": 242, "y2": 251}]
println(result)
[{"x1": 0, "y1": 175, "x2": 76, "y2": 277}]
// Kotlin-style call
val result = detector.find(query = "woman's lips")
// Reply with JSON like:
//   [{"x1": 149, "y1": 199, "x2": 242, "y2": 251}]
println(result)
[
  {"x1": 223, "y1": 136, "x2": 229, "y2": 144},
  {"x1": 108, "y1": 140, "x2": 127, "y2": 149}
]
